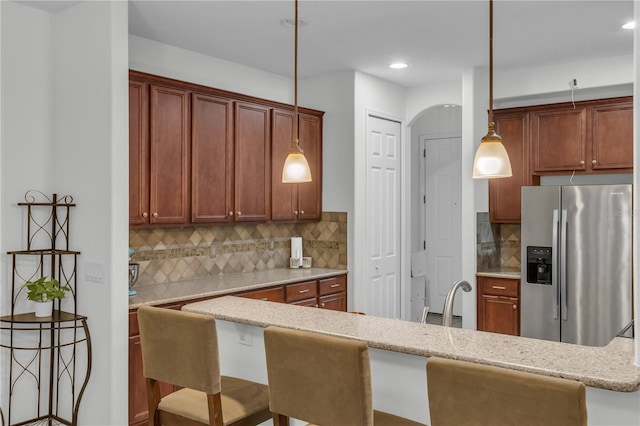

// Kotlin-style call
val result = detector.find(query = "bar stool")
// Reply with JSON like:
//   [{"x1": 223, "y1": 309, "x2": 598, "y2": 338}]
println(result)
[
  {"x1": 263, "y1": 326, "x2": 425, "y2": 426},
  {"x1": 426, "y1": 356, "x2": 587, "y2": 426},
  {"x1": 137, "y1": 305, "x2": 271, "y2": 426}
]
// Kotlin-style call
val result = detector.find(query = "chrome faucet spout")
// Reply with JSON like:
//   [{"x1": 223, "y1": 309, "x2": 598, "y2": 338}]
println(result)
[{"x1": 442, "y1": 280, "x2": 472, "y2": 327}]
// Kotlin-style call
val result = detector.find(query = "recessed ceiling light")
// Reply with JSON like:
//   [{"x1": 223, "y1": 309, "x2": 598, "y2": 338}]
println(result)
[
  {"x1": 389, "y1": 62, "x2": 409, "y2": 69},
  {"x1": 622, "y1": 21, "x2": 635, "y2": 30}
]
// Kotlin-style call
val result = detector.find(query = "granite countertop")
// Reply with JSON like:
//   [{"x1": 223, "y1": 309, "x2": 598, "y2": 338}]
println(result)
[
  {"x1": 476, "y1": 267, "x2": 521, "y2": 279},
  {"x1": 128, "y1": 268, "x2": 347, "y2": 309},
  {"x1": 184, "y1": 295, "x2": 640, "y2": 392}
]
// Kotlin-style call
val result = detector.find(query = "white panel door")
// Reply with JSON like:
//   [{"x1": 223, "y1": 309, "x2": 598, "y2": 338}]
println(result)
[
  {"x1": 424, "y1": 137, "x2": 462, "y2": 315},
  {"x1": 366, "y1": 115, "x2": 402, "y2": 318}
]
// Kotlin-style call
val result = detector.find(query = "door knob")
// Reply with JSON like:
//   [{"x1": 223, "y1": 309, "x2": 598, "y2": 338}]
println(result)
[
  {"x1": 592, "y1": 159, "x2": 597, "y2": 165},
  {"x1": 152, "y1": 212, "x2": 158, "y2": 218},
  {"x1": 142, "y1": 212, "x2": 148, "y2": 218}
]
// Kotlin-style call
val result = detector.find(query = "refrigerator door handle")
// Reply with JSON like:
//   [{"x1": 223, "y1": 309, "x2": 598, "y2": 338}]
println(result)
[
  {"x1": 561, "y1": 209, "x2": 568, "y2": 321},
  {"x1": 551, "y1": 209, "x2": 559, "y2": 320}
]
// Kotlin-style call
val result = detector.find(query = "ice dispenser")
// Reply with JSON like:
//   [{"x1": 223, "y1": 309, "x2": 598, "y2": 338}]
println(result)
[{"x1": 526, "y1": 246, "x2": 552, "y2": 284}]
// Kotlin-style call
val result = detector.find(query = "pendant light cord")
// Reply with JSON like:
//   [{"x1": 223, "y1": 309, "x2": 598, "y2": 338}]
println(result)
[
  {"x1": 488, "y1": 0, "x2": 494, "y2": 124},
  {"x1": 294, "y1": 0, "x2": 299, "y2": 145}
]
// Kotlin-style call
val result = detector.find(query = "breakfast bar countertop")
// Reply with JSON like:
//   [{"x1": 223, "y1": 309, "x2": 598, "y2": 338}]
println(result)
[
  {"x1": 183, "y1": 295, "x2": 640, "y2": 393},
  {"x1": 128, "y1": 268, "x2": 347, "y2": 309}
]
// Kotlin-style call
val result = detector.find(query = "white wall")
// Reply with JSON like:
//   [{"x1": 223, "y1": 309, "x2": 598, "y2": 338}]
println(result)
[
  {"x1": 299, "y1": 71, "x2": 356, "y2": 306},
  {"x1": 1, "y1": 1, "x2": 129, "y2": 424},
  {"x1": 130, "y1": 35, "x2": 293, "y2": 104},
  {"x1": 633, "y1": 0, "x2": 639, "y2": 366},
  {"x1": 1, "y1": 2, "x2": 56, "y2": 420}
]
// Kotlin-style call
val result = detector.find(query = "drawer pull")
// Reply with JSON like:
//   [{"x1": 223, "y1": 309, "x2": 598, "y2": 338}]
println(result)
[
  {"x1": 330, "y1": 283, "x2": 340, "y2": 288},
  {"x1": 298, "y1": 289, "x2": 310, "y2": 294},
  {"x1": 261, "y1": 297, "x2": 268, "y2": 301},
  {"x1": 492, "y1": 286, "x2": 506, "y2": 290}
]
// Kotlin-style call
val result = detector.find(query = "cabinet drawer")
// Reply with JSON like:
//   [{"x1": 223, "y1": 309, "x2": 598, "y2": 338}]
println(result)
[
  {"x1": 319, "y1": 275, "x2": 347, "y2": 296},
  {"x1": 238, "y1": 286, "x2": 285, "y2": 303},
  {"x1": 286, "y1": 281, "x2": 318, "y2": 302},
  {"x1": 482, "y1": 278, "x2": 519, "y2": 297}
]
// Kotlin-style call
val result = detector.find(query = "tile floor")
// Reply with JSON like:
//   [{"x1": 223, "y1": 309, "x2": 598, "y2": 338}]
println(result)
[{"x1": 426, "y1": 312, "x2": 462, "y2": 328}]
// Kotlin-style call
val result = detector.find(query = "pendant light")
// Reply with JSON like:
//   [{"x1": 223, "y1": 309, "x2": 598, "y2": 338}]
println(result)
[
  {"x1": 282, "y1": 0, "x2": 312, "y2": 183},
  {"x1": 472, "y1": 0, "x2": 512, "y2": 179}
]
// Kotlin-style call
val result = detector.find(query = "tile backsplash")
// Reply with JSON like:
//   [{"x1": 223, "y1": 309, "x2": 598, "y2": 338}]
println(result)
[
  {"x1": 476, "y1": 212, "x2": 521, "y2": 270},
  {"x1": 130, "y1": 212, "x2": 347, "y2": 286}
]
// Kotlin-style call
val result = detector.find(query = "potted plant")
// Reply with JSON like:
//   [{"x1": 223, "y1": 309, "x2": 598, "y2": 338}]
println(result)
[{"x1": 25, "y1": 276, "x2": 71, "y2": 317}]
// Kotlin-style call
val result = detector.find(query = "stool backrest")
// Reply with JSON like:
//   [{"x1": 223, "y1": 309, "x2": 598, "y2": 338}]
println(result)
[
  {"x1": 427, "y1": 356, "x2": 587, "y2": 426},
  {"x1": 138, "y1": 305, "x2": 221, "y2": 395},
  {"x1": 264, "y1": 326, "x2": 374, "y2": 425}
]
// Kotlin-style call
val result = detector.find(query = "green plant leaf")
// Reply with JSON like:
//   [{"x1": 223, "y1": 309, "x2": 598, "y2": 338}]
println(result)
[{"x1": 25, "y1": 276, "x2": 70, "y2": 302}]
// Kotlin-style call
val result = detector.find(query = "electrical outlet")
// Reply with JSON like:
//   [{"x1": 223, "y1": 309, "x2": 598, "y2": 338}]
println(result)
[
  {"x1": 239, "y1": 331, "x2": 253, "y2": 347},
  {"x1": 568, "y1": 78, "x2": 578, "y2": 89},
  {"x1": 210, "y1": 245, "x2": 217, "y2": 258},
  {"x1": 85, "y1": 262, "x2": 104, "y2": 283}
]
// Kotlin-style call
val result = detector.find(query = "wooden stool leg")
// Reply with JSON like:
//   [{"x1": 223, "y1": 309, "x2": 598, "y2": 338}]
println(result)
[{"x1": 272, "y1": 413, "x2": 290, "y2": 426}]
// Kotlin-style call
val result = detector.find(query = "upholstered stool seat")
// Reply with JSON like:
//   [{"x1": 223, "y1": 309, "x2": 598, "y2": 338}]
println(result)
[
  {"x1": 137, "y1": 305, "x2": 271, "y2": 426},
  {"x1": 427, "y1": 356, "x2": 587, "y2": 426},
  {"x1": 264, "y1": 326, "x2": 425, "y2": 426}
]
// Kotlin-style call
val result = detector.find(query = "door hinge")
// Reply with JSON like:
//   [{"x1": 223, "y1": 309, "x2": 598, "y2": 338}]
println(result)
[
  {"x1": 423, "y1": 241, "x2": 426, "y2": 250},
  {"x1": 423, "y1": 148, "x2": 426, "y2": 158},
  {"x1": 423, "y1": 195, "x2": 426, "y2": 204}
]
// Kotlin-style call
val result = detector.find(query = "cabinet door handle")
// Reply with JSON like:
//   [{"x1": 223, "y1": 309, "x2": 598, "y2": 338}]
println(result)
[
  {"x1": 237, "y1": 211, "x2": 242, "y2": 216},
  {"x1": 330, "y1": 283, "x2": 340, "y2": 288},
  {"x1": 142, "y1": 212, "x2": 148, "y2": 218},
  {"x1": 294, "y1": 211, "x2": 298, "y2": 215},
  {"x1": 321, "y1": 302, "x2": 326, "y2": 307},
  {"x1": 579, "y1": 160, "x2": 585, "y2": 165},
  {"x1": 592, "y1": 159, "x2": 597, "y2": 165},
  {"x1": 152, "y1": 212, "x2": 158, "y2": 218},
  {"x1": 513, "y1": 304, "x2": 517, "y2": 309},
  {"x1": 229, "y1": 211, "x2": 234, "y2": 216},
  {"x1": 492, "y1": 286, "x2": 506, "y2": 290},
  {"x1": 298, "y1": 289, "x2": 310, "y2": 294},
  {"x1": 300, "y1": 210, "x2": 305, "y2": 215},
  {"x1": 261, "y1": 297, "x2": 268, "y2": 301}
]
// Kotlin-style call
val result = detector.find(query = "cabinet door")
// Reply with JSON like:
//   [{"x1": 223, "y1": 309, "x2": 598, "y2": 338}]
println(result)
[
  {"x1": 319, "y1": 292, "x2": 347, "y2": 311},
  {"x1": 129, "y1": 79, "x2": 149, "y2": 226},
  {"x1": 490, "y1": 111, "x2": 537, "y2": 223},
  {"x1": 532, "y1": 107, "x2": 587, "y2": 173},
  {"x1": 590, "y1": 101, "x2": 633, "y2": 171},
  {"x1": 149, "y1": 84, "x2": 190, "y2": 224},
  {"x1": 297, "y1": 113, "x2": 323, "y2": 221},
  {"x1": 237, "y1": 286, "x2": 285, "y2": 303},
  {"x1": 481, "y1": 296, "x2": 519, "y2": 336},
  {"x1": 191, "y1": 92, "x2": 234, "y2": 223},
  {"x1": 235, "y1": 102, "x2": 271, "y2": 222},
  {"x1": 271, "y1": 108, "x2": 297, "y2": 221}
]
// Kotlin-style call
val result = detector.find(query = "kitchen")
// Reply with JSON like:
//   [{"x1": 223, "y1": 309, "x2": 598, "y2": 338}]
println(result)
[{"x1": 0, "y1": 1, "x2": 639, "y2": 425}]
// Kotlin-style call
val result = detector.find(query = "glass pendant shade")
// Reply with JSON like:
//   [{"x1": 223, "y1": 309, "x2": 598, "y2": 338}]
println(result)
[
  {"x1": 472, "y1": 123, "x2": 512, "y2": 178},
  {"x1": 282, "y1": 140, "x2": 312, "y2": 183}
]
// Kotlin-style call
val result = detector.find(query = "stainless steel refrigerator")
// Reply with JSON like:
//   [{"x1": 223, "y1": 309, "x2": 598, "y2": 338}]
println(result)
[{"x1": 520, "y1": 184, "x2": 632, "y2": 346}]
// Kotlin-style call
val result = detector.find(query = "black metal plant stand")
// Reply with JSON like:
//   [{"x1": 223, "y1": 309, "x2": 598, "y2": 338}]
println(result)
[{"x1": 0, "y1": 191, "x2": 91, "y2": 426}]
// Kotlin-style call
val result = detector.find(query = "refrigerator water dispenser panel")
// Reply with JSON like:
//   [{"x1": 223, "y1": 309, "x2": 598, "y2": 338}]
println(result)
[{"x1": 526, "y1": 246, "x2": 552, "y2": 284}]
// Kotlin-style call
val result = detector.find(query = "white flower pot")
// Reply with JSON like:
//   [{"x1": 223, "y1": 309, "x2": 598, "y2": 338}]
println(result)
[{"x1": 34, "y1": 300, "x2": 53, "y2": 317}]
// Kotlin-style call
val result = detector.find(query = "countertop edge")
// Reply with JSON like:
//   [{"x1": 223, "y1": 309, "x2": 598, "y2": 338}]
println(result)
[
  {"x1": 128, "y1": 268, "x2": 348, "y2": 310},
  {"x1": 184, "y1": 296, "x2": 640, "y2": 393}
]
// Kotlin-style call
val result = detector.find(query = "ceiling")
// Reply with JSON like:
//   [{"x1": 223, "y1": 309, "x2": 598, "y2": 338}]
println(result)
[{"x1": 18, "y1": 0, "x2": 636, "y2": 88}]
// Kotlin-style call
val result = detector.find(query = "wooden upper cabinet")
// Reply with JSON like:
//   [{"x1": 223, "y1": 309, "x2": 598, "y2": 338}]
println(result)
[
  {"x1": 148, "y1": 84, "x2": 190, "y2": 224},
  {"x1": 234, "y1": 102, "x2": 271, "y2": 222},
  {"x1": 297, "y1": 113, "x2": 323, "y2": 221},
  {"x1": 532, "y1": 107, "x2": 587, "y2": 173},
  {"x1": 191, "y1": 92, "x2": 234, "y2": 223},
  {"x1": 271, "y1": 109, "x2": 323, "y2": 222},
  {"x1": 590, "y1": 100, "x2": 633, "y2": 171},
  {"x1": 271, "y1": 109, "x2": 297, "y2": 221},
  {"x1": 490, "y1": 111, "x2": 538, "y2": 223},
  {"x1": 129, "y1": 79, "x2": 149, "y2": 226}
]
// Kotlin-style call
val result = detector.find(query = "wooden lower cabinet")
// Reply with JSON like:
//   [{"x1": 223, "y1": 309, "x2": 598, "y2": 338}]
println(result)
[
  {"x1": 129, "y1": 273, "x2": 348, "y2": 425},
  {"x1": 476, "y1": 276, "x2": 520, "y2": 336}
]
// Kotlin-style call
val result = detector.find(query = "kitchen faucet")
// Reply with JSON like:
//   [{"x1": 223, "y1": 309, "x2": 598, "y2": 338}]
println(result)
[{"x1": 442, "y1": 280, "x2": 472, "y2": 327}]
